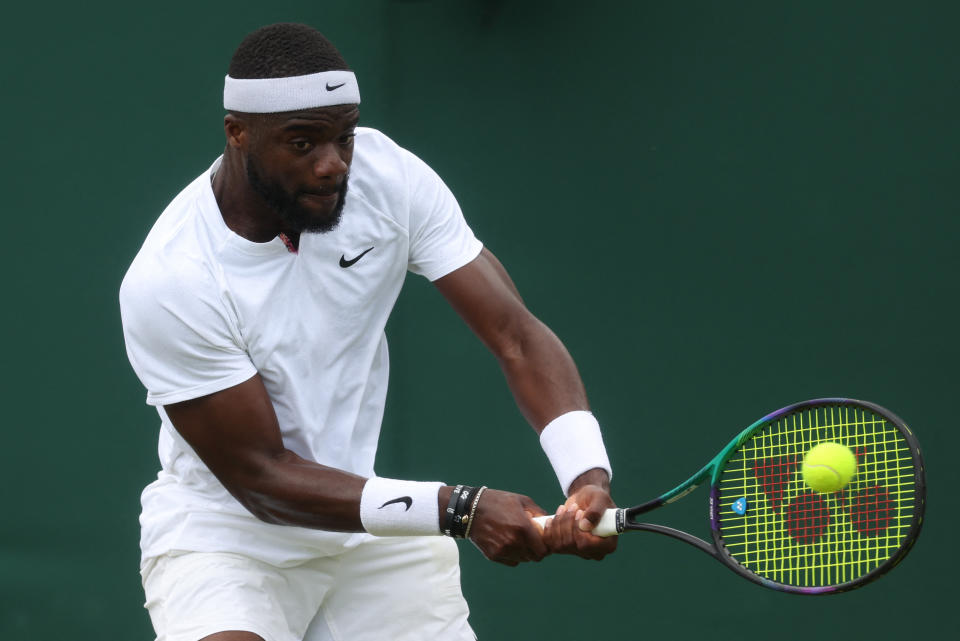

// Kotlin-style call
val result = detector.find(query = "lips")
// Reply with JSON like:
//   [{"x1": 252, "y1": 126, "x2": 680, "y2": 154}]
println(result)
[
  {"x1": 300, "y1": 187, "x2": 340, "y2": 203},
  {"x1": 302, "y1": 191, "x2": 338, "y2": 200}
]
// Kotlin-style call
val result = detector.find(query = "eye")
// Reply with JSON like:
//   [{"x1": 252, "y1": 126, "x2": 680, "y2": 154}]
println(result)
[
  {"x1": 291, "y1": 139, "x2": 313, "y2": 152},
  {"x1": 339, "y1": 133, "x2": 356, "y2": 147}
]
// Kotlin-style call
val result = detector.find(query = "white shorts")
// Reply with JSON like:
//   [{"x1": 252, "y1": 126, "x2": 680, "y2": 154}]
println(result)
[{"x1": 141, "y1": 536, "x2": 476, "y2": 641}]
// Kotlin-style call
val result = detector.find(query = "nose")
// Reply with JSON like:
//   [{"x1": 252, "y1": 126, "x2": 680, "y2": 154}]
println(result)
[{"x1": 312, "y1": 142, "x2": 349, "y2": 180}]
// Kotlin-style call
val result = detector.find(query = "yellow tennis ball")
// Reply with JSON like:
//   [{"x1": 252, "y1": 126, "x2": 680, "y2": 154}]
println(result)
[{"x1": 802, "y1": 442, "x2": 857, "y2": 493}]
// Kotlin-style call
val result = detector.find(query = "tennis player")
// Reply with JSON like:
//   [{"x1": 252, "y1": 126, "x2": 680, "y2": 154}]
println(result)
[{"x1": 120, "y1": 23, "x2": 616, "y2": 641}]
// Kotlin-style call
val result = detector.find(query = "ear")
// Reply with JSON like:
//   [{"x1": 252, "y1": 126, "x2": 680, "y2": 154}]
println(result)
[{"x1": 224, "y1": 114, "x2": 248, "y2": 150}]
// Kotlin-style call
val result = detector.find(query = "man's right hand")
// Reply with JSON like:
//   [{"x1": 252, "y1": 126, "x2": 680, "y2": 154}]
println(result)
[{"x1": 458, "y1": 488, "x2": 550, "y2": 566}]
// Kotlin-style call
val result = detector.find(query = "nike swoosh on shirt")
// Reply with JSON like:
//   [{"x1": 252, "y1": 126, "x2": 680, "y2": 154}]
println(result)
[
  {"x1": 339, "y1": 247, "x2": 374, "y2": 267},
  {"x1": 379, "y1": 496, "x2": 413, "y2": 511}
]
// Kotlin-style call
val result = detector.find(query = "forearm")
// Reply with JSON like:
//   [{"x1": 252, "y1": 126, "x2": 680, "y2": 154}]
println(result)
[
  {"x1": 240, "y1": 454, "x2": 453, "y2": 538},
  {"x1": 227, "y1": 448, "x2": 368, "y2": 531},
  {"x1": 496, "y1": 312, "x2": 590, "y2": 432},
  {"x1": 496, "y1": 314, "x2": 613, "y2": 498}
]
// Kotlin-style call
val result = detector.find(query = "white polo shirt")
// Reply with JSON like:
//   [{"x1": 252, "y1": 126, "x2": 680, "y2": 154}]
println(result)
[{"x1": 120, "y1": 127, "x2": 483, "y2": 566}]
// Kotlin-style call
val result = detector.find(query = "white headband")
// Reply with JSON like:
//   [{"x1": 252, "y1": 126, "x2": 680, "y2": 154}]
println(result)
[{"x1": 223, "y1": 70, "x2": 361, "y2": 113}]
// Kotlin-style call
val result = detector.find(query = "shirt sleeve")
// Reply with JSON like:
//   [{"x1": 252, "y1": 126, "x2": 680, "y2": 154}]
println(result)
[
  {"x1": 119, "y1": 255, "x2": 257, "y2": 406},
  {"x1": 403, "y1": 149, "x2": 483, "y2": 281}
]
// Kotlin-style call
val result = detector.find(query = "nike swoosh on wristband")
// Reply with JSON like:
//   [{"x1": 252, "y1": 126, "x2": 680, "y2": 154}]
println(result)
[
  {"x1": 326, "y1": 82, "x2": 346, "y2": 91},
  {"x1": 339, "y1": 246, "x2": 374, "y2": 267},
  {"x1": 379, "y1": 496, "x2": 413, "y2": 511}
]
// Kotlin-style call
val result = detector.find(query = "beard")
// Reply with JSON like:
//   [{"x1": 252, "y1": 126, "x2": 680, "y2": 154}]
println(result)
[{"x1": 245, "y1": 155, "x2": 349, "y2": 234}]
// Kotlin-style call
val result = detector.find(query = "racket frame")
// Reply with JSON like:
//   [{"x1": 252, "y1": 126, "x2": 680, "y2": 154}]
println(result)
[{"x1": 613, "y1": 398, "x2": 926, "y2": 594}]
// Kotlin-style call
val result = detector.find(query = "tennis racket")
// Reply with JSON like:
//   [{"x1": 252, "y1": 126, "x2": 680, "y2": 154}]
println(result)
[{"x1": 535, "y1": 398, "x2": 925, "y2": 594}]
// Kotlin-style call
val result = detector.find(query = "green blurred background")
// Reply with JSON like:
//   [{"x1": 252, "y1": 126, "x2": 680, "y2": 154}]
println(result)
[{"x1": 2, "y1": 1, "x2": 956, "y2": 638}]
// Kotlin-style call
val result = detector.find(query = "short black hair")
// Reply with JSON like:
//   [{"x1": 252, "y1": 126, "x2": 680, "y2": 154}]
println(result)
[{"x1": 228, "y1": 23, "x2": 350, "y2": 79}]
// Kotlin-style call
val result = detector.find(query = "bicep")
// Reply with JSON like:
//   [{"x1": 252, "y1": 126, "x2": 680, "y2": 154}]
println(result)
[
  {"x1": 164, "y1": 373, "x2": 287, "y2": 493},
  {"x1": 433, "y1": 248, "x2": 532, "y2": 355}
]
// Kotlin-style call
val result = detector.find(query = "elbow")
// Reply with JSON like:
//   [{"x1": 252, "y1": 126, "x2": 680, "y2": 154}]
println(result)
[
  {"x1": 242, "y1": 497, "x2": 286, "y2": 525},
  {"x1": 224, "y1": 481, "x2": 283, "y2": 524},
  {"x1": 491, "y1": 312, "x2": 544, "y2": 365},
  {"x1": 219, "y1": 453, "x2": 291, "y2": 525}
]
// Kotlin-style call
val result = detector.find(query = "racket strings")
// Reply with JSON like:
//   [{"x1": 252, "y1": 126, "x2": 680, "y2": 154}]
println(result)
[{"x1": 715, "y1": 405, "x2": 917, "y2": 589}]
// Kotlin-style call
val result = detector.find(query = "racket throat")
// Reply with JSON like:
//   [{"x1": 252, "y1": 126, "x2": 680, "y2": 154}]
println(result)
[{"x1": 627, "y1": 521, "x2": 719, "y2": 560}]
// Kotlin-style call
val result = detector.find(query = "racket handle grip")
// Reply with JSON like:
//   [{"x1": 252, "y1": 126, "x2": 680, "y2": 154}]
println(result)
[{"x1": 532, "y1": 508, "x2": 620, "y2": 537}]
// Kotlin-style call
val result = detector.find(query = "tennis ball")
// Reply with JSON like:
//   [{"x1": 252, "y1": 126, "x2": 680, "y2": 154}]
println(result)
[{"x1": 802, "y1": 442, "x2": 857, "y2": 493}]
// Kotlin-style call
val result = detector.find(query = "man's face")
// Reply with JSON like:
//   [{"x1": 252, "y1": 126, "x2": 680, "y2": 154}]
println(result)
[{"x1": 243, "y1": 105, "x2": 359, "y2": 234}]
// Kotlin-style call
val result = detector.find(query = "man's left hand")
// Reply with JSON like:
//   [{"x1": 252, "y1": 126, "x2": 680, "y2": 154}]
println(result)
[{"x1": 539, "y1": 469, "x2": 618, "y2": 560}]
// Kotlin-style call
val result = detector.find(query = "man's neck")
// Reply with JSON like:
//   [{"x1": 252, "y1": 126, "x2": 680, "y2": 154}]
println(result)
[{"x1": 212, "y1": 149, "x2": 285, "y2": 243}]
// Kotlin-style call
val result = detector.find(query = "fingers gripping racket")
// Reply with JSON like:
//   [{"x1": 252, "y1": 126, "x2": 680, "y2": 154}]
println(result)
[{"x1": 535, "y1": 398, "x2": 925, "y2": 594}]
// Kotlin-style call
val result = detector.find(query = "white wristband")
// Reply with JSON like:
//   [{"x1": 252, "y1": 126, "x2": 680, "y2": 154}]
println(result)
[
  {"x1": 359, "y1": 477, "x2": 444, "y2": 536},
  {"x1": 540, "y1": 411, "x2": 613, "y2": 496}
]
